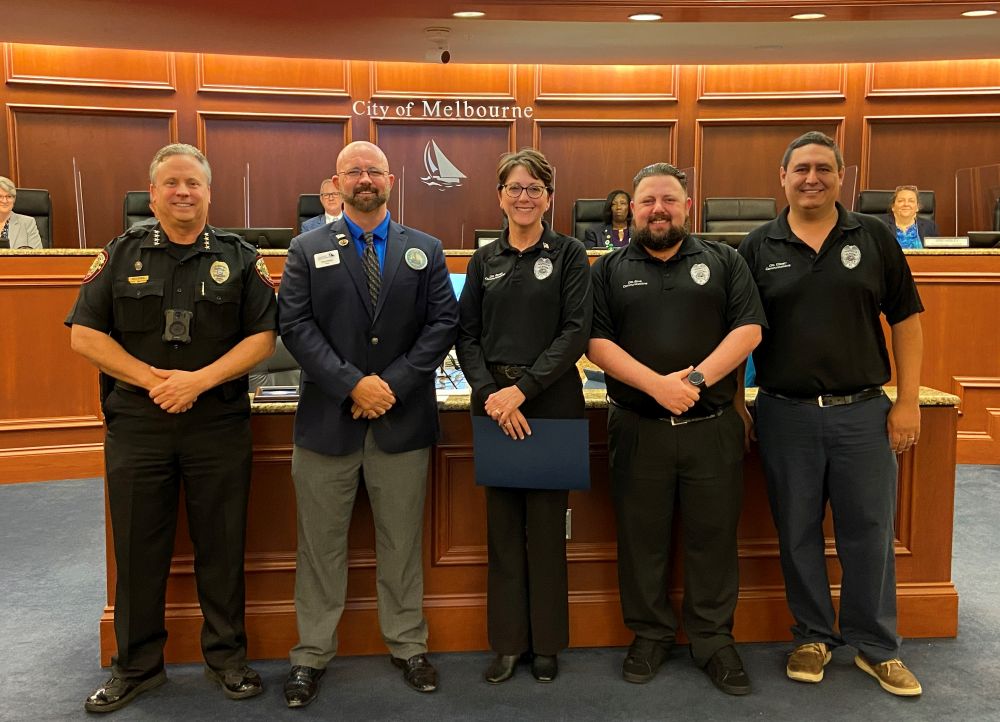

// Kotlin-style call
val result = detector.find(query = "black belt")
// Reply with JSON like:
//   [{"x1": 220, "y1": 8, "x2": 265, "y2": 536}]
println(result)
[
  {"x1": 487, "y1": 363, "x2": 530, "y2": 380},
  {"x1": 610, "y1": 398, "x2": 729, "y2": 426},
  {"x1": 115, "y1": 379, "x2": 245, "y2": 399},
  {"x1": 759, "y1": 386, "x2": 884, "y2": 408},
  {"x1": 115, "y1": 380, "x2": 145, "y2": 394}
]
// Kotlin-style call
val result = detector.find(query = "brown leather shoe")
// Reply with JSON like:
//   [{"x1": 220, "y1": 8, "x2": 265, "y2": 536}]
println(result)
[
  {"x1": 786, "y1": 642, "x2": 832, "y2": 683},
  {"x1": 855, "y1": 653, "x2": 922, "y2": 696}
]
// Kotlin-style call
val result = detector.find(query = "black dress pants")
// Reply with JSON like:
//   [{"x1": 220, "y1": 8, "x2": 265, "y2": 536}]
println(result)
[
  {"x1": 608, "y1": 404, "x2": 744, "y2": 667},
  {"x1": 103, "y1": 387, "x2": 252, "y2": 678},
  {"x1": 474, "y1": 368, "x2": 583, "y2": 656}
]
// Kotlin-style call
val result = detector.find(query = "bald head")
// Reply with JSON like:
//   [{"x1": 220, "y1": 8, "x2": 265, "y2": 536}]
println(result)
[
  {"x1": 334, "y1": 141, "x2": 394, "y2": 215},
  {"x1": 337, "y1": 141, "x2": 388, "y2": 170}
]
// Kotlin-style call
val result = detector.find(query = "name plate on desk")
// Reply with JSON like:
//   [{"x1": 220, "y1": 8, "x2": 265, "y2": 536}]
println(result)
[
  {"x1": 253, "y1": 385, "x2": 299, "y2": 401},
  {"x1": 923, "y1": 236, "x2": 970, "y2": 248}
]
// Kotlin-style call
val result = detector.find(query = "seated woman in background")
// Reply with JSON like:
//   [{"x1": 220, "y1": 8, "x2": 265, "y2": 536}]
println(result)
[
  {"x1": 0, "y1": 177, "x2": 43, "y2": 250},
  {"x1": 584, "y1": 189, "x2": 631, "y2": 250},
  {"x1": 883, "y1": 185, "x2": 938, "y2": 249}
]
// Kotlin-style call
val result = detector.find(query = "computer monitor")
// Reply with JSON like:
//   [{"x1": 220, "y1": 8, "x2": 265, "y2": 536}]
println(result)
[
  {"x1": 968, "y1": 231, "x2": 1000, "y2": 248},
  {"x1": 220, "y1": 227, "x2": 295, "y2": 249},
  {"x1": 474, "y1": 229, "x2": 503, "y2": 248}
]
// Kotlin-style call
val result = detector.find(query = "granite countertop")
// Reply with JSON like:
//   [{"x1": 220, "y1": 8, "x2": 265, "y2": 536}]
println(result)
[{"x1": 252, "y1": 384, "x2": 959, "y2": 414}]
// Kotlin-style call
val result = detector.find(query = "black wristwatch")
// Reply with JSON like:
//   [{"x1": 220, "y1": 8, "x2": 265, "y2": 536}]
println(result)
[{"x1": 687, "y1": 370, "x2": 706, "y2": 388}]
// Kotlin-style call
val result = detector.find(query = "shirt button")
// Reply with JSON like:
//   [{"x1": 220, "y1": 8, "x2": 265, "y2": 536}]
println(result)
[
  {"x1": 371, "y1": 337, "x2": 379, "y2": 345},
  {"x1": 176, "y1": 288, "x2": 182, "y2": 293}
]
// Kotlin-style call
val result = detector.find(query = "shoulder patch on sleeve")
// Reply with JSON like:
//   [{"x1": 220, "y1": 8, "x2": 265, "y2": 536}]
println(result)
[
  {"x1": 82, "y1": 249, "x2": 109, "y2": 284},
  {"x1": 254, "y1": 255, "x2": 276, "y2": 288}
]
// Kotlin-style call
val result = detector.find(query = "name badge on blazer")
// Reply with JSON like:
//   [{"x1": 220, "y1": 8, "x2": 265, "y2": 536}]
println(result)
[{"x1": 314, "y1": 250, "x2": 340, "y2": 268}]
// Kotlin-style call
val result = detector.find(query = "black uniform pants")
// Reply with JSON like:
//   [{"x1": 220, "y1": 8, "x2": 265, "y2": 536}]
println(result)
[
  {"x1": 474, "y1": 368, "x2": 583, "y2": 656},
  {"x1": 103, "y1": 387, "x2": 253, "y2": 678},
  {"x1": 755, "y1": 391, "x2": 901, "y2": 662},
  {"x1": 608, "y1": 404, "x2": 744, "y2": 667}
]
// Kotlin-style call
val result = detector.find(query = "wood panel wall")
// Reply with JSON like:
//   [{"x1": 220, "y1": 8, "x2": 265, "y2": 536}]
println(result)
[{"x1": 4, "y1": 44, "x2": 1000, "y2": 247}]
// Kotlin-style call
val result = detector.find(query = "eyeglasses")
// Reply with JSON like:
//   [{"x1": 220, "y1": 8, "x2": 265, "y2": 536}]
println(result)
[
  {"x1": 0, "y1": 195, "x2": 14, "y2": 202},
  {"x1": 319, "y1": 192, "x2": 341, "y2": 200},
  {"x1": 500, "y1": 183, "x2": 547, "y2": 199},
  {"x1": 338, "y1": 168, "x2": 389, "y2": 180}
]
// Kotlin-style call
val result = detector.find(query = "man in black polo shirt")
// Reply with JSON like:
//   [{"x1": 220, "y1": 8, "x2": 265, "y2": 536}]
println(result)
[
  {"x1": 588, "y1": 162, "x2": 765, "y2": 695},
  {"x1": 738, "y1": 131, "x2": 924, "y2": 697}
]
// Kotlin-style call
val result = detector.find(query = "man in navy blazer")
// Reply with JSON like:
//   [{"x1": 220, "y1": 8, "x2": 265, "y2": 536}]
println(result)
[
  {"x1": 277, "y1": 141, "x2": 458, "y2": 707},
  {"x1": 300, "y1": 178, "x2": 343, "y2": 233}
]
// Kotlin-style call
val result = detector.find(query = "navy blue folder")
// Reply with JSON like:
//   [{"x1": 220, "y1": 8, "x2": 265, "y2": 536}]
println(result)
[{"x1": 471, "y1": 416, "x2": 591, "y2": 490}]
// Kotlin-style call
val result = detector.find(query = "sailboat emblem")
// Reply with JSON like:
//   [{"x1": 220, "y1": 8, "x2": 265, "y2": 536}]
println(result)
[{"x1": 420, "y1": 139, "x2": 467, "y2": 190}]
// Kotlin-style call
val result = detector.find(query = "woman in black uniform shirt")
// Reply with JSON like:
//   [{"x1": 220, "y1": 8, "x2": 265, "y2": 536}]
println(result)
[{"x1": 457, "y1": 149, "x2": 592, "y2": 684}]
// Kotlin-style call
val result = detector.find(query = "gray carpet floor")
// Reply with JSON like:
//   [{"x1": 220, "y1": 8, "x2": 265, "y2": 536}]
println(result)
[{"x1": 1, "y1": 465, "x2": 997, "y2": 721}]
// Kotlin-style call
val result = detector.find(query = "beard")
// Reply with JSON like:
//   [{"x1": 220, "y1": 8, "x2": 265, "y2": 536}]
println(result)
[
  {"x1": 634, "y1": 216, "x2": 688, "y2": 252},
  {"x1": 343, "y1": 182, "x2": 390, "y2": 213}
]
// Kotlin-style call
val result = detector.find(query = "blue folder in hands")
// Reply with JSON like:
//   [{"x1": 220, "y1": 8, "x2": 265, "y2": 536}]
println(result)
[{"x1": 471, "y1": 416, "x2": 591, "y2": 490}]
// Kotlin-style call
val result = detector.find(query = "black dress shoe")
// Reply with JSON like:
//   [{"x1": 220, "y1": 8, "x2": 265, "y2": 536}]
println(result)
[
  {"x1": 703, "y1": 645, "x2": 751, "y2": 696},
  {"x1": 204, "y1": 665, "x2": 264, "y2": 700},
  {"x1": 531, "y1": 654, "x2": 558, "y2": 682},
  {"x1": 84, "y1": 669, "x2": 166, "y2": 713},
  {"x1": 284, "y1": 665, "x2": 325, "y2": 708},
  {"x1": 391, "y1": 653, "x2": 438, "y2": 693},
  {"x1": 484, "y1": 654, "x2": 520, "y2": 684},
  {"x1": 622, "y1": 637, "x2": 672, "y2": 684}
]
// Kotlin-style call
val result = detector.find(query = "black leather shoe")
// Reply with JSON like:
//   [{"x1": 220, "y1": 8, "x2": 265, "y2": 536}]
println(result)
[
  {"x1": 84, "y1": 669, "x2": 166, "y2": 713},
  {"x1": 204, "y1": 665, "x2": 264, "y2": 700},
  {"x1": 622, "y1": 637, "x2": 672, "y2": 684},
  {"x1": 703, "y1": 645, "x2": 751, "y2": 696},
  {"x1": 484, "y1": 654, "x2": 520, "y2": 684},
  {"x1": 391, "y1": 653, "x2": 438, "y2": 693},
  {"x1": 531, "y1": 654, "x2": 558, "y2": 682},
  {"x1": 284, "y1": 665, "x2": 325, "y2": 708}
]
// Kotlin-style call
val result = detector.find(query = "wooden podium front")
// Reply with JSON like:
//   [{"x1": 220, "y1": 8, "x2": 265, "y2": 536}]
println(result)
[{"x1": 98, "y1": 389, "x2": 960, "y2": 665}]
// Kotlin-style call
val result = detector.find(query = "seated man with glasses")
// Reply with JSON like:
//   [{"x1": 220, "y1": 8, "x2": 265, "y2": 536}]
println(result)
[{"x1": 301, "y1": 178, "x2": 343, "y2": 233}]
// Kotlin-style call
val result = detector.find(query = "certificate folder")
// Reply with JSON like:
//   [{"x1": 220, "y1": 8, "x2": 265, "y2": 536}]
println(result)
[{"x1": 472, "y1": 416, "x2": 590, "y2": 490}]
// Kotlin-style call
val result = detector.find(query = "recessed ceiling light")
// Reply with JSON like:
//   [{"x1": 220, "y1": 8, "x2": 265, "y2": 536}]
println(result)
[
  {"x1": 628, "y1": 13, "x2": 663, "y2": 21},
  {"x1": 452, "y1": 10, "x2": 485, "y2": 18},
  {"x1": 961, "y1": 9, "x2": 997, "y2": 16},
  {"x1": 791, "y1": 12, "x2": 827, "y2": 20}
]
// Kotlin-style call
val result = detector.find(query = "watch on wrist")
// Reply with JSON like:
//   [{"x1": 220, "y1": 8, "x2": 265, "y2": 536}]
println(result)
[{"x1": 687, "y1": 370, "x2": 706, "y2": 388}]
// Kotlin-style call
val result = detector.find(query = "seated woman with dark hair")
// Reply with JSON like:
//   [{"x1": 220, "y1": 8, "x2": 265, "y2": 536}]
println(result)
[
  {"x1": 883, "y1": 185, "x2": 938, "y2": 249},
  {"x1": 584, "y1": 189, "x2": 631, "y2": 250}
]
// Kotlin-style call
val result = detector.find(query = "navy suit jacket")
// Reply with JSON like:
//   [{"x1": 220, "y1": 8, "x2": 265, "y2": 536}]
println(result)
[
  {"x1": 278, "y1": 217, "x2": 459, "y2": 455},
  {"x1": 300, "y1": 214, "x2": 329, "y2": 233},
  {"x1": 881, "y1": 214, "x2": 939, "y2": 240}
]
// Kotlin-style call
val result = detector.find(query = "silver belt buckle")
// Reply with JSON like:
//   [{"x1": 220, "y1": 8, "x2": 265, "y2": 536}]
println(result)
[
  {"x1": 817, "y1": 394, "x2": 828, "y2": 408},
  {"x1": 669, "y1": 416, "x2": 689, "y2": 426},
  {"x1": 503, "y1": 366, "x2": 520, "y2": 379}
]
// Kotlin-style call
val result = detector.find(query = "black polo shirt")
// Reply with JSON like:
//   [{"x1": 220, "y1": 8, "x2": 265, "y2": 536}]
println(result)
[
  {"x1": 66, "y1": 223, "x2": 278, "y2": 375},
  {"x1": 738, "y1": 203, "x2": 923, "y2": 397},
  {"x1": 590, "y1": 235, "x2": 766, "y2": 418},
  {"x1": 457, "y1": 222, "x2": 592, "y2": 401}
]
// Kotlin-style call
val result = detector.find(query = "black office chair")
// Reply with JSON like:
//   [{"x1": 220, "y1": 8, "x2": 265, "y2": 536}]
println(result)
[
  {"x1": 248, "y1": 336, "x2": 301, "y2": 391},
  {"x1": 123, "y1": 191, "x2": 156, "y2": 231},
  {"x1": 297, "y1": 194, "x2": 324, "y2": 234},
  {"x1": 571, "y1": 199, "x2": 606, "y2": 244},
  {"x1": 856, "y1": 190, "x2": 936, "y2": 222},
  {"x1": 701, "y1": 198, "x2": 777, "y2": 233},
  {"x1": 12, "y1": 188, "x2": 52, "y2": 248}
]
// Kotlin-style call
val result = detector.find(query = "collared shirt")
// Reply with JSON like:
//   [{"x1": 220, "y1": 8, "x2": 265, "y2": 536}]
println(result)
[
  {"x1": 738, "y1": 203, "x2": 923, "y2": 397},
  {"x1": 65, "y1": 223, "x2": 277, "y2": 374},
  {"x1": 342, "y1": 212, "x2": 390, "y2": 273},
  {"x1": 456, "y1": 222, "x2": 592, "y2": 402},
  {"x1": 591, "y1": 234, "x2": 766, "y2": 418},
  {"x1": 325, "y1": 211, "x2": 343, "y2": 225}
]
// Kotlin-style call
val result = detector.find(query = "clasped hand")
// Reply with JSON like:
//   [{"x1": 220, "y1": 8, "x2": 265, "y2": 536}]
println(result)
[
  {"x1": 350, "y1": 375, "x2": 396, "y2": 420},
  {"x1": 148, "y1": 367, "x2": 205, "y2": 413},
  {"x1": 651, "y1": 365, "x2": 700, "y2": 416},
  {"x1": 484, "y1": 386, "x2": 531, "y2": 440}
]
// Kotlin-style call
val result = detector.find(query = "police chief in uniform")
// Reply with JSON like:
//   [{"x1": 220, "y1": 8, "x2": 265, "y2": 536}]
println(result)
[
  {"x1": 278, "y1": 141, "x2": 458, "y2": 707},
  {"x1": 738, "y1": 131, "x2": 924, "y2": 697},
  {"x1": 67, "y1": 143, "x2": 277, "y2": 714},
  {"x1": 457, "y1": 149, "x2": 592, "y2": 684},
  {"x1": 588, "y1": 162, "x2": 764, "y2": 696}
]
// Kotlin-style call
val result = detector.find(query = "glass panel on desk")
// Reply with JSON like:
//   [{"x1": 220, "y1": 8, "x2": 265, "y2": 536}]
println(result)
[{"x1": 955, "y1": 163, "x2": 1000, "y2": 238}]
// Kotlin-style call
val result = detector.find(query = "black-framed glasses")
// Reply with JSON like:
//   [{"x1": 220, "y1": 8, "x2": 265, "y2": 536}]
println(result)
[
  {"x1": 338, "y1": 168, "x2": 389, "y2": 180},
  {"x1": 500, "y1": 183, "x2": 548, "y2": 199},
  {"x1": 319, "y1": 192, "x2": 340, "y2": 200}
]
